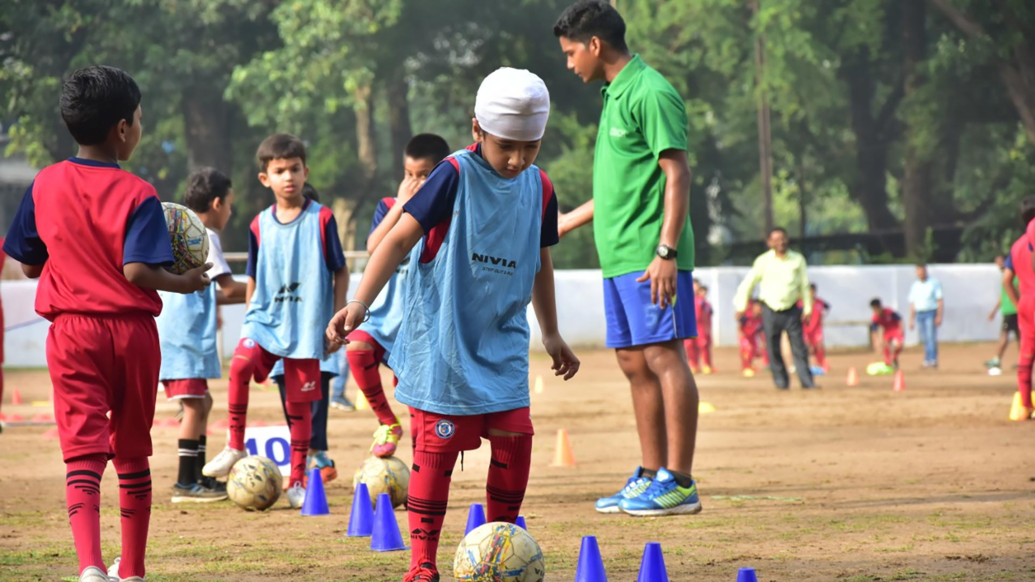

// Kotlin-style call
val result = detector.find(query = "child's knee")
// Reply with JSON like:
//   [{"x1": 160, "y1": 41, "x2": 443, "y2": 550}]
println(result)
[{"x1": 230, "y1": 354, "x2": 254, "y2": 381}]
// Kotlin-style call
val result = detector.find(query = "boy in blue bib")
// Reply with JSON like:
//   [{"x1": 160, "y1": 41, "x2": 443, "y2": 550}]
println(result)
[
  {"x1": 328, "y1": 68, "x2": 580, "y2": 582},
  {"x1": 204, "y1": 134, "x2": 348, "y2": 510}
]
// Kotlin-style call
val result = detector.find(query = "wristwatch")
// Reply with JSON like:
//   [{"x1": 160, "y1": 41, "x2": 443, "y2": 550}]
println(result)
[{"x1": 656, "y1": 244, "x2": 677, "y2": 260}]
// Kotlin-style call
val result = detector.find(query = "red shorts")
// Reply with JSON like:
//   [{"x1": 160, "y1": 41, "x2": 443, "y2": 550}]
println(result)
[
  {"x1": 410, "y1": 406, "x2": 533, "y2": 453},
  {"x1": 347, "y1": 329, "x2": 388, "y2": 362},
  {"x1": 162, "y1": 379, "x2": 209, "y2": 399},
  {"x1": 883, "y1": 331, "x2": 905, "y2": 345},
  {"x1": 803, "y1": 329, "x2": 823, "y2": 346},
  {"x1": 234, "y1": 338, "x2": 321, "y2": 403},
  {"x1": 47, "y1": 314, "x2": 160, "y2": 462}
]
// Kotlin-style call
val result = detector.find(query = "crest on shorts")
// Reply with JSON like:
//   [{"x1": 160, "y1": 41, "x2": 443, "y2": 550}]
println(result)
[
  {"x1": 243, "y1": 338, "x2": 256, "y2": 348},
  {"x1": 434, "y1": 419, "x2": 455, "y2": 439}
]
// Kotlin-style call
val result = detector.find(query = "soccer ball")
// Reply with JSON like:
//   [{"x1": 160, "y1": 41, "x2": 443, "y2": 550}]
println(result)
[
  {"x1": 453, "y1": 522, "x2": 545, "y2": 582},
  {"x1": 162, "y1": 202, "x2": 208, "y2": 275},
  {"x1": 352, "y1": 455, "x2": 409, "y2": 509},
  {"x1": 227, "y1": 456, "x2": 282, "y2": 511}
]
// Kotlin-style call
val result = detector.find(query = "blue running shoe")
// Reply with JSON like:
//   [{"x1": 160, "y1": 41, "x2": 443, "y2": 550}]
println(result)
[
  {"x1": 619, "y1": 468, "x2": 702, "y2": 517},
  {"x1": 595, "y1": 467, "x2": 654, "y2": 514}
]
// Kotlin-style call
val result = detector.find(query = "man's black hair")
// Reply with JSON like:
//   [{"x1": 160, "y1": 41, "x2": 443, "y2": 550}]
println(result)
[
  {"x1": 60, "y1": 65, "x2": 141, "y2": 146},
  {"x1": 404, "y1": 134, "x2": 451, "y2": 165},
  {"x1": 303, "y1": 183, "x2": 320, "y2": 203},
  {"x1": 870, "y1": 298, "x2": 882, "y2": 308},
  {"x1": 184, "y1": 168, "x2": 232, "y2": 214},
  {"x1": 770, "y1": 226, "x2": 788, "y2": 237},
  {"x1": 257, "y1": 133, "x2": 307, "y2": 171},
  {"x1": 1022, "y1": 196, "x2": 1035, "y2": 226},
  {"x1": 810, "y1": 283, "x2": 817, "y2": 291},
  {"x1": 553, "y1": 0, "x2": 629, "y2": 53}
]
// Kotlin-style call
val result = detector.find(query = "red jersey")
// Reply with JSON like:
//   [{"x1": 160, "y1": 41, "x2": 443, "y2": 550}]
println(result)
[
  {"x1": 802, "y1": 297, "x2": 829, "y2": 335},
  {"x1": 871, "y1": 308, "x2": 902, "y2": 335},
  {"x1": 2, "y1": 158, "x2": 173, "y2": 321},
  {"x1": 740, "y1": 312, "x2": 763, "y2": 337},
  {"x1": 1009, "y1": 234, "x2": 1035, "y2": 297},
  {"x1": 695, "y1": 296, "x2": 713, "y2": 336}
]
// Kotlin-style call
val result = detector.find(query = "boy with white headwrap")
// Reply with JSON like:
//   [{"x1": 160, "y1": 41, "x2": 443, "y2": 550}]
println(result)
[{"x1": 327, "y1": 67, "x2": 580, "y2": 581}]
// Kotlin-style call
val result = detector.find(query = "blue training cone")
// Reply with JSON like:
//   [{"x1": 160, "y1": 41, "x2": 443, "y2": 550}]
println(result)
[
  {"x1": 346, "y1": 483, "x2": 374, "y2": 537},
  {"x1": 737, "y1": 567, "x2": 758, "y2": 582},
  {"x1": 637, "y1": 542, "x2": 669, "y2": 582},
  {"x1": 300, "y1": 467, "x2": 329, "y2": 516},
  {"x1": 515, "y1": 515, "x2": 527, "y2": 530},
  {"x1": 575, "y1": 535, "x2": 607, "y2": 582},
  {"x1": 370, "y1": 493, "x2": 407, "y2": 551},
  {"x1": 464, "y1": 503, "x2": 487, "y2": 536}
]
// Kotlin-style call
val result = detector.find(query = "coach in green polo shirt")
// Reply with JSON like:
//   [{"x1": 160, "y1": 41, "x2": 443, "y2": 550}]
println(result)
[{"x1": 554, "y1": 0, "x2": 701, "y2": 518}]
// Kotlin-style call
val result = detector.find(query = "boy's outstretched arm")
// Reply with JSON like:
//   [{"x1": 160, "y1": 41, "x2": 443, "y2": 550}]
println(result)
[
  {"x1": 558, "y1": 199, "x2": 593, "y2": 238},
  {"x1": 531, "y1": 248, "x2": 580, "y2": 380},
  {"x1": 215, "y1": 274, "x2": 248, "y2": 304},
  {"x1": 327, "y1": 213, "x2": 423, "y2": 343},
  {"x1": 124, "y1": 262, "x2": 211, "y2": 294},
  {"x1": 22, "y1": 263, "x2": 44, "y2": 279}
]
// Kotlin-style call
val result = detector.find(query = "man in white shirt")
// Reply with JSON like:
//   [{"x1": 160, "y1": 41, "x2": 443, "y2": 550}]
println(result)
[{"x1": 908, "y1": 264, "x2": 944, "y2": 368}]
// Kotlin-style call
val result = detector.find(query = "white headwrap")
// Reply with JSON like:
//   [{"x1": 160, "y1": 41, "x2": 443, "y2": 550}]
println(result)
[{"x1": 474, "y1": 67, "x2": 551, "y2": 141}]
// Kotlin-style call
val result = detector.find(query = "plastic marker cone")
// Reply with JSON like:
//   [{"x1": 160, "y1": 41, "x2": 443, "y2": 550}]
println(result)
[
  {"x1": 43, "y1": 427, "x2": 60, "y2": 440},
  {"x1": 551, "y1": 429, "x2": 576, "y2": 467},
  {"x1": 846, "y1": 367, "x2": 859, "y2": 387},
  {"x1": 1008, "y1": 391, "x2": 1035, "y2": 421},
  {"x1": 346, "y1": 483, "x2": 374, "y2": 537},
  {"x1": 533, "y1": 375, "x2": 544, "y2": 394},
  {"x1": 636, "y1": 542, "x2": 669, "y2": 582},
  {"x1": 355, "y1": 391, "x2": 370, "y2": 411},
  {"x1": 699, "y1": 402, "x2": 716, "y2": 414},
  {"x1": 575, "y1": 535, "x2": 608, "y2": 582},
  {"x1": 31, "y1": 400, "x2": 49, "y2": 408},
  {"x1": 893, "y1": 370, "x2": 905, "y2": 392},
  {"x1": 31, "y1": 413, "x2": 52, "y2": 423},
  {"x1": 464, "y1": 503, "x2": 487, "y2": 536},
  {"x1": 515, "y1": 515, "x2": 527, "y2": 530},
  {"x1": 10, "y1": 387, "x2": 22, "y2": 405},
  {"x1": 737, "y1": 567, "x2": 759, "y2": 582},
  {"x1": 370, "y1": 493, "x2": 407, "y2": 551},
  {"x1": 300, "y1": 467, "x2": 330, "y2": 516}
]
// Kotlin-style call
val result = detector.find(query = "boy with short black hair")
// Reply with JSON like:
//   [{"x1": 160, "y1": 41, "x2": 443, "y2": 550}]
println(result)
[
  {"x1": 204, "y1": 134, "x2": 349, "y2": 509},
  {"x1": 870, "y1": 298, "x2": 904, "y2": 369},
  {"x1": 156, "y1": 167, "x2": 247, "y2": 503},
  {"x1": 3, "y1": 65, "x2": 210, "y2": 582},
  {"x1": 803, "y1": 283, "x2": 830, "y2": 373},
  {"x1": 328, "y1": 68, "x2": 579, "y2": 582},
  {"x1": 347, "y1": 133, "x2": 451, "y2": 458}
]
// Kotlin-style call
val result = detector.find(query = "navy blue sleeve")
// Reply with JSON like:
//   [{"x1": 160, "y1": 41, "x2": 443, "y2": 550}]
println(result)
[
  {"x1": 870, "y1": 322, "x2": 880, "y2": 332},
  {"x1": 890, "y1": 312, "x2": 902, "y2": 322},
  {"x1": 367, "y1": 199, "x2": 392, "y2": 240},
  {"x1": 123, "y1": 196, "x2": 174, "y2": 266},
  {"x1": 324, "y1": 214, "x2": 347, "y2": 272},
  {"x1": 246, "y1": 227, "x2": 259, "y2": 279},
  {"x1": 541, "y1": 191, "x2": 559, "y2": 248},
  {"x1": 404, "y1": 160, "x2": 459, "y2": 234},
  {"x1": 1005, "y1": 255, "x2": 1014, "y2": 271},
  {"x1": 3, "y1": 182, "x2": 49, "y2": 265}
]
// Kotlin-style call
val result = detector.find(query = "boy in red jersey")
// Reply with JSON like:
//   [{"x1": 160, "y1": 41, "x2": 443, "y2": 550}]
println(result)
[
  {"x1": 738, "y1": 300, "x2": 767, "y2": 377},
  {"x1": 1003, "y1": 196, "x2": 1035, "y2": 421},
  {"x1": 869, "y1": 299, "x2": 904, "y2": 369},
  {"x1": 685, "y1": 283, "x2": 714, "y2": 374},
  {"x1": 802, "y1": 284, "x2": 830, "y2": 372},
  {"x1": 3, "y1": 66, "x2": 210, "y2": 582}
]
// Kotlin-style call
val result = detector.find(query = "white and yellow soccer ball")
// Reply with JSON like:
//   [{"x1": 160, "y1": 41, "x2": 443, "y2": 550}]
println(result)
[
  {"x1": 227, "y1": 456, "x2": 282, "y2": 511},
  {"x1": 352, "y1": 455, "x2": 410, "y2": 509},
  {"x1": 162, "y1": 202, "x2": 208, "y2": 275},
  {"x1": 454, "y1": 521, "x2": 545, "y2": 582}
]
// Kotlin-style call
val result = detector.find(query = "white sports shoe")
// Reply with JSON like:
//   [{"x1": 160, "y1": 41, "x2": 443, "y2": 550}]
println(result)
[
  {"x1": 78, "y1": 566, "x2": 109, "y2": 582},
  {"x1": 107, "y1": 557, "x2": 145, "y2": 581},
  {"x1": 202, "y1": 446, "x2": 247, "y2": 478},
  {"x1": 286, "y1": 482, "x2": 306, "y2": 509}
]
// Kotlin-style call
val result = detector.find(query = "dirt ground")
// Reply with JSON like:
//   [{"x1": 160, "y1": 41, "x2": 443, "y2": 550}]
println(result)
[{"x1": 1, "y1": 343, "x2": 1034, "y2": 582}]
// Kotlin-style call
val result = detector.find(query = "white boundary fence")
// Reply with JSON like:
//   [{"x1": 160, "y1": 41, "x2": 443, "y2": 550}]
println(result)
[{"x1": 2, "y1": 264, "x2": 1003, "y2": 367}]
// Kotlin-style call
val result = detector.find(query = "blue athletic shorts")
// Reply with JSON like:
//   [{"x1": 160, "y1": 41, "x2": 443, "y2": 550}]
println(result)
[{"x1": 603, "y1": 270, "x2": 697, "y2": 349}]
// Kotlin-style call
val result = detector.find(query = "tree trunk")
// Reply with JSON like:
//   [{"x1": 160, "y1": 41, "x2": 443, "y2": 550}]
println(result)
[
  {"x1": 386, "y1": 75, "x2": 413, "y2": 180},
  {"x1": 353, "y1": 81, "x2": 379, "y2": 186},
  {"x1": 901, "y1": 0, "x2": 934, "y2": 260},
  {"x1": 182, "y1": 84, "x2": 233, "y2": 173}
]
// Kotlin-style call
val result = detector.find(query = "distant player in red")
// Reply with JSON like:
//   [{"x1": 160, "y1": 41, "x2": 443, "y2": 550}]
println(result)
[
  {"x1": 685, "y1": 283, "x2": 714, "y2": 374},
  {"x1": 1003, "y1": 196, "x2": 1035, "y2": 421},
  {"x1": 869, "y1": 299, "x2": 904, "y2": 369},
  {"x1": 739, "y1": 300, "x2": 767, "y2": 377},
  {"x1": 2, "y1": 66, "x2": 210, "y2": 582},
  {"x1": 802, "y1": 284, "x2": 830, "y2": 372}
]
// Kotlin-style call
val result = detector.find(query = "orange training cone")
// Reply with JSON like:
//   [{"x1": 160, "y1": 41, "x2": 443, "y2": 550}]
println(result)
[
  {"x1": 10, "y1": 387, "x2": 22, "y2": 405},
  {"x1": 551, "y1": 428, "x2": 576, "y2": 467},
  {"x1": 893, "y1": 370, "x2": 905, "y2": 392},
  {"x1": 846, "y1": 367, "x2": 859, "y2": 387}
]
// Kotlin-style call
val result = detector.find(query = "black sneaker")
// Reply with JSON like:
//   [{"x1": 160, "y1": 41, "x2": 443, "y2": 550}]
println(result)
[
  {"x1": 199, "y1": 476, "x2": 227, "y2": 493},
  {"x1": 171, "y1": 481, "x2": 227, "y2": 503},
  {"x1": 403, "y1": 562, "x2": 440, "y2": 582}
]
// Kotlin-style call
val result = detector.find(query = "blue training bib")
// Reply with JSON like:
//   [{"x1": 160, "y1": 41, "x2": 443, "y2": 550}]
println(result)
[
  {"x1": 156, "y1": 285, "x2": 220, "y2": 380},
  {"x1": 389, "y1": 149, "x2": 543, "y2": 415}
]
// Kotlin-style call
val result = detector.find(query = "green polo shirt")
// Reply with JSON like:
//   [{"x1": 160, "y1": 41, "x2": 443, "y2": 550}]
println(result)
[{"x1": 593, "y1": 54, "x2": 694, "y2": 278}]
